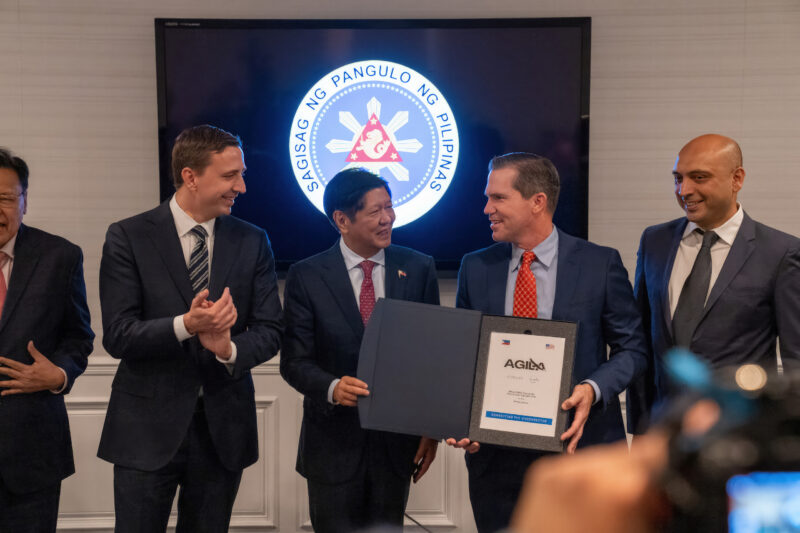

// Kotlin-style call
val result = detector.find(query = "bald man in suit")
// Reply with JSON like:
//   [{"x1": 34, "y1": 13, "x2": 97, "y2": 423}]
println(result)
[{"x1": 627, "y1": 134, "x2": 800, "y2": 434}]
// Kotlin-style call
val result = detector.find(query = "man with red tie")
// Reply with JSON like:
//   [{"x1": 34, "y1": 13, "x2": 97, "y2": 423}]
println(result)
[
  {"x1": 280, "y1": 168, "x2": 440, "y2": 533},
  {"x1": 448, "y1": 153, "x2": 648, "y2": 533},
  {"x1": 0, "y1": 147, "x2": 94, "y2": 531}
]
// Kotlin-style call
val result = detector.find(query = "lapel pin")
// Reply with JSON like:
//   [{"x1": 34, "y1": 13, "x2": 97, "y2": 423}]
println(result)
[{"x1": 397, "y1": 270, "x2": 407, "y2": 279}]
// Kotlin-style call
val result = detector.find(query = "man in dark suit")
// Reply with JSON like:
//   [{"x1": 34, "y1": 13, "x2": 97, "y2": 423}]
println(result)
[
  {"x1": 627, "y1": 134, "x2": 800, "y2": 434},
  {"x1": 447, "y1": 153, "x2": 648, "y2": 533},
  {"x1": 0, "y1": 147, "x2": 94, "y2": 532},
  {"x1": 280, "y1": 168, "x2": 440, "y2": 533},
  {"x1": 98, "y1": 125, "x2": 282, "y2": 532}
]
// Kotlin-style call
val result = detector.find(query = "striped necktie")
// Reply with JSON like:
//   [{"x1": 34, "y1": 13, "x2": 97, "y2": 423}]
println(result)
[{"x1": 188, "y1": 225, "x2": 209, "y2": 293}]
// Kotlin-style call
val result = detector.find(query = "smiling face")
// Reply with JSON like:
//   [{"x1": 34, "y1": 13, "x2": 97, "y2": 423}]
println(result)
[
  {"x1": 673, "y1": 135, "x2": 744, "y2": 230},
  {"x1": 483, "y1": 166, "x2": 546, "y2": 249},
  {"x1": 0, "y1": 167, "x2": 27, "y2": 248},
  {"x1": 180, "y1": 146, "x2": 246, "y2": 222},
  {"x1": 337, "y1": 186, "x2": 395, "y2": 258}
]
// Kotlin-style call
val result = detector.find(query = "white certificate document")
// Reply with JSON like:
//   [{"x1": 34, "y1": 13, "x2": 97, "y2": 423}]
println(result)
[{"x1": 478, "y1": 331, "x2": 566, "y2": 437}]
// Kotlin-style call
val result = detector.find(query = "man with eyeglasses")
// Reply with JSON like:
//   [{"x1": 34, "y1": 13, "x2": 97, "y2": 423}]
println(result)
[{"x1": 0, "y1": 147, "x2": 94, "y2": 532}]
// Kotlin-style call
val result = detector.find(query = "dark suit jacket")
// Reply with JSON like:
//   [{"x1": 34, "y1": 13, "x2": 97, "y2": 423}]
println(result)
[
  {"x1": 0, "y1": 224, "x2": 93, "y2": 494},
  {"x1": 280, "y1": 243, "x2": 439, "y2": 485},
  {"x1": 456, "y1": 230, "x2": 648, "y2": 475},
  {"x1": 627, "y1": 213, "x2": 800, "y2": 433},
  {"x1": 97, "y1": 201, "x2": 282, "y2": 472}
]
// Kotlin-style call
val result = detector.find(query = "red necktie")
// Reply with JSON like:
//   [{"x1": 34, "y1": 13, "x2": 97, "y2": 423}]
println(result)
[
  {"x1": 0, "y1": 252, "x2": 10, "y2": 319},
  {"x1": 359, "y1": 260, "x2": 376, "y2": 325},
  {"x1": 513, "y1": 251, "x2": 538, "y2": 318}
]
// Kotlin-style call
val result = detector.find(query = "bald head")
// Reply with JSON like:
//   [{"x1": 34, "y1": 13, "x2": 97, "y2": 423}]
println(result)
[
  {"x1": 672, "y1": 134, "x2": 745, "y2": 230},
  {"x1": 680, "y1": 134, "x2": 743, "y2": 172}
]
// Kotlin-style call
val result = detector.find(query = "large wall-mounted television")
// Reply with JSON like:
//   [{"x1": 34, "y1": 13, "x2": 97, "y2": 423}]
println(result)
[{"x1": 155, "y1": 18, "x2": 591, "y2": 272}]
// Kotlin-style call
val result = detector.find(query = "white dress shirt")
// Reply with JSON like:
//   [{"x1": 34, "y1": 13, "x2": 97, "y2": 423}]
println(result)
[
  {"x1": 327, "y1": 238, "x2": 386, "y2": 403},
  {"x1": 1, "y1": 233, "x2": 68, "y2": 393},
  {"x1": 169, "y1": 195, "x2": 237, "y2": 366},
  {"x1": 668, "y1": 204, "x2": 744, "y2": 318}
]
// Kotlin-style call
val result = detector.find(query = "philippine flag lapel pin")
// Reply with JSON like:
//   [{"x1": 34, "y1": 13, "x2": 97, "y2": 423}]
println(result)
[{"x1": 397, "y1": 270, "x2": 407, "y2": 279}]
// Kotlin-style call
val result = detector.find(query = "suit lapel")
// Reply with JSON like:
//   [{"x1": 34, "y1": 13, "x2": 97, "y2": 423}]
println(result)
[
  {"x1": 0, "y1": 225, "x2": 40, "y2": 333},
  {"x1": 209, "y1": 216, "x2": 237, "y2": 299},
  {"x1": 486, "y1": 244, "x2": 510, "y2": 315},
  {"x1": 661, "y1": 219, "x2": 687, "y2": 339},
  {"x1": 552, "y1": 230, "x2": 579, "y2": 320},
  {"x1": 701, "y1": 212, "x2": 756, "y2": 320},
  {"x1": 146, "y1": 202, "x2": 194, "y2": 307},
  {"x1": 319, "y1": 244, "x2": 364, "y2": 338},
  {"x1": 384, "y1": 246, "x2": 408, "y2": 301}
]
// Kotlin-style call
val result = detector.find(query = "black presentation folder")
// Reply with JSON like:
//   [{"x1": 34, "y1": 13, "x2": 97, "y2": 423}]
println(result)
[{"x1": 357, "y1": 298, "x2": 577, "y2": 452}]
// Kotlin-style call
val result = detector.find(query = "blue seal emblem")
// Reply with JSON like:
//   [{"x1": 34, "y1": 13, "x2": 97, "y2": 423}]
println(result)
[{"x1": 289, "y1": 60, "x2": 459, "y2": 227}]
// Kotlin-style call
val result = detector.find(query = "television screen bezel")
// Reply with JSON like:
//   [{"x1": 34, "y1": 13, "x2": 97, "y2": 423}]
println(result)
[{"x1": 154, "y1": 17, "x2": 591, "y2": 274}]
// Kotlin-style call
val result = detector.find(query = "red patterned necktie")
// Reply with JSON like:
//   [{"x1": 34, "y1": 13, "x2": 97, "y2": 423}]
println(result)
[
  {"x1": 513, "y1": 251, "x2": 538, "y2": 318},
  {"x1": 0, "y1": 252, "x2": 9, "y2": 318},
  {"x1": 359, "y1": 260, "x2": 376, "y2": 325}
]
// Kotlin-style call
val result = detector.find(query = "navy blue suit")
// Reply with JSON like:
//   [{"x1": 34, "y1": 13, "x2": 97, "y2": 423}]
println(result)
[
  {"x1": 0, "y1": 225, "x2": 93, "y2": 529},
  {"x1": 627, "y1": 213, "x2": 800, "y2": 434},
  {"x1": 456, "y1": 229, "x2": 648, "y2": 533},
  {"x1": 280, "y1": 243, "x2": 439, "y2": 533},
  {"x1": 98, "y1": 201, "x2": 282, "y2": 529}
]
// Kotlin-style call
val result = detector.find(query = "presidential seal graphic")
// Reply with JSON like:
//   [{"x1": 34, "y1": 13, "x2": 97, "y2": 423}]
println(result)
[{"x1": 289, "y1": 60, "x2": 459, "y2": 227}]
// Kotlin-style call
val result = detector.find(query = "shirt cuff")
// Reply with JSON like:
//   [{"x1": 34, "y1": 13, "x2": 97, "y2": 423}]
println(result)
[
  {"x1": 582, "y1": 379, "x2": 601, "y2": 405},
  {"x1": 215, "y1": 341, "x2": 237, "y2": 367},
  {"x1": 50, "y1": 367, "x2": 69, "y2": 394},
  {"x1": 174, "y1": 314, "x2": 193, "y2": 342},
  {"x1": 327, "y1": 378, "x2": 341, "y2": 404}
]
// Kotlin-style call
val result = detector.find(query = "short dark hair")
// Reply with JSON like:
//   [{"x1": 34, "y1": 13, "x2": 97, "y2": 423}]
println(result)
[
  {"x1": 171, "y1": 125, "x2": 242, "y2": 189},
  {"x1": 0, "y1": 147, "x2": 29, "y2": 192},
  {"x1": 323, "y1": 168, "x2": 391, "y2": 225},
  {"x1": 489, "y1": 153, "x2": 560, "y2": 213}
]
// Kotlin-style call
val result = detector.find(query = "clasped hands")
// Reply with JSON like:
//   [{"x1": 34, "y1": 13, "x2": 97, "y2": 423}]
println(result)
[
  {"x1": 183, "y1": 287, "x2": 237, "y2": 360},
  {"x1": 446, "y1": 383, "x2": 596, "y2": 455},
  {"x1": 0, "y1": 341, "x2": 66, "y2": 395}
]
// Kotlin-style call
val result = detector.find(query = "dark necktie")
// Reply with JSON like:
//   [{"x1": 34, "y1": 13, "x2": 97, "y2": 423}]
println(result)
[
  {"x1": 359, "y1": 260, "x2": 376, "y2": 325},
  {"x1": 513, "y1": 251, "x2": 538, "y2": 318},
  {"x1": 0, "y1": 251, "x2": 9, "y2": 318},
  {"x1": 673, "y1": 229, "x2": 720, "y2": 347},
  {"x1": 188, "y1": 225, "x2": 209, "y2": 293}
]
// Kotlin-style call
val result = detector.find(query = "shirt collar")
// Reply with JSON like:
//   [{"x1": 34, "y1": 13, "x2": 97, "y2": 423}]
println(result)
[
  {"x1": 511, "y1": 225, "x2": 559, "y2": 270},
  {"x1": 0, "y1": 233, "x2": 17, "y2": 260},
  {"x1": 682, "y1": 203, "x2": 743, "y2": 246},
  {"x1": 170, "y1": 195, "x2": 216, "y2": 238},
  {"x1": 339, "y1": 237, "x2": 386, "y2": 270}
]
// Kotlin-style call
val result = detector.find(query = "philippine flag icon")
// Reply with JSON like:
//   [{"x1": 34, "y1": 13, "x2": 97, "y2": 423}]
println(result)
[{"x1": 502, "y1": 340, "x2": 511, "y2": 346}]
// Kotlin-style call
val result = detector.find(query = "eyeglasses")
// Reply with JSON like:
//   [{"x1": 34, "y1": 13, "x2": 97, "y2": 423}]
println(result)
[{"x1": 0, "y1": 193, "x2": 24, "y2": 207}]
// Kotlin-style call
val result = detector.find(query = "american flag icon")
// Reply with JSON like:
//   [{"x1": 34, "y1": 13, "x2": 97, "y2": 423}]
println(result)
[{"x1": 545, "y1": 343, "x2": 555, "y2": 350}]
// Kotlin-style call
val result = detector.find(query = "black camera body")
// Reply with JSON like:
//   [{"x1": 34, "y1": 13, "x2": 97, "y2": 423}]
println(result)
[{"x1": 662, "y1": 371, "x2": 800, "y2": 532}]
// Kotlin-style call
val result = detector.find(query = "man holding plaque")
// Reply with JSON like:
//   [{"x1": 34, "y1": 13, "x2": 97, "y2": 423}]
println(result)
[
  {"x1": 449, "y1": 153, "x2": 648, "y2": 533},
  {"x1": 280, "y1": 168, "x2": 440, "y2": 533}
]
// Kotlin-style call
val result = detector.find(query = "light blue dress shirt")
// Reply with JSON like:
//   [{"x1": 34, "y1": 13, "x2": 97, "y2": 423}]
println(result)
[{"x1": 504, "y1": 226, "x2": 600, "y2": 403}]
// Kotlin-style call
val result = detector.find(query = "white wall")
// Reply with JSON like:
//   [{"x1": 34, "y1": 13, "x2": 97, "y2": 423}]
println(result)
[{"x1": 1, "y1": 0, "x2": 798, "y2": 531}]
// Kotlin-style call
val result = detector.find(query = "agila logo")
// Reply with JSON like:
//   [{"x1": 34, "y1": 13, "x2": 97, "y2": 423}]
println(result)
[{"x1": 504, "y1": 359, "x2": 546, "y2": 371}]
